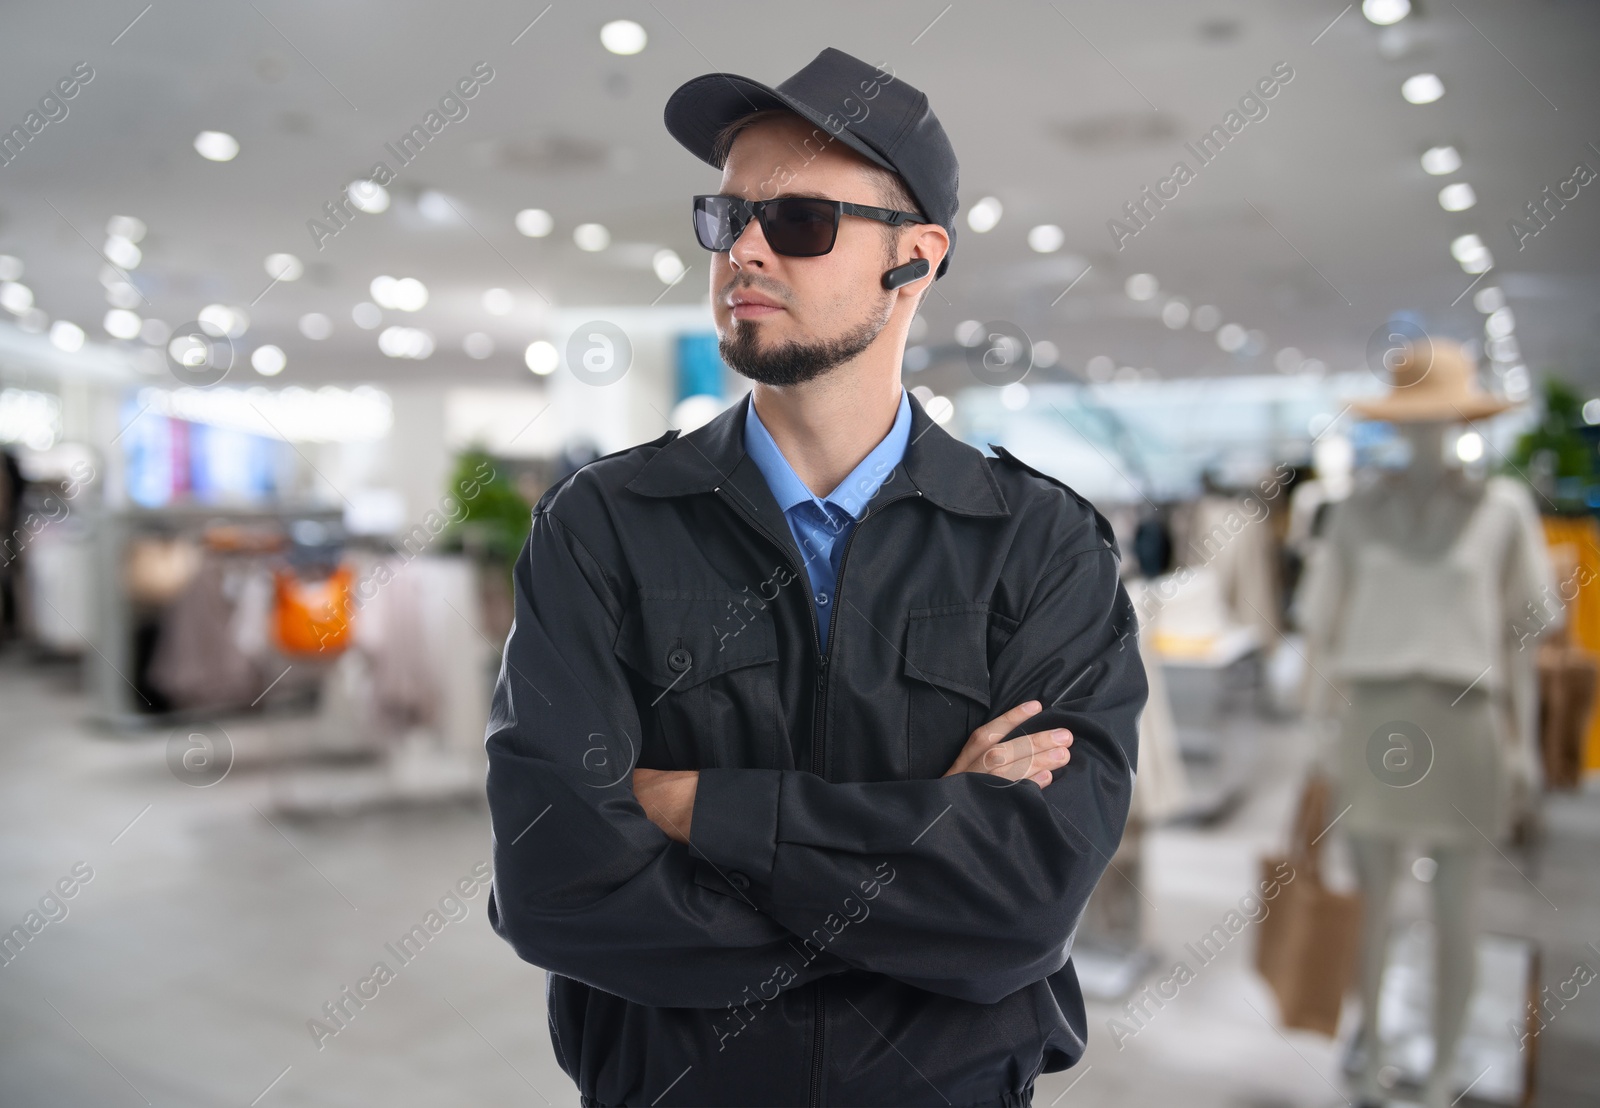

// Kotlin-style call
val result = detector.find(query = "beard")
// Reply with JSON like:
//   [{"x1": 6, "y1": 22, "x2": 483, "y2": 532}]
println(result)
[{"x1": 719, "y1": 292, "x2": 895, "y2": 387}]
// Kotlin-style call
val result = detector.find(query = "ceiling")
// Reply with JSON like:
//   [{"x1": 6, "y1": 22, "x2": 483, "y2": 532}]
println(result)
[{"x1": 2, "y1": 0, "x2": 1598, "y2": 400}]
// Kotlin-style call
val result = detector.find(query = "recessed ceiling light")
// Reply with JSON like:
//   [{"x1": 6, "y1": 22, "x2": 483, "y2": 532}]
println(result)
[
  {"x1": 199, "y1": 303, "x2": 247, "y2": 338},
  {"x1": 966, "y1": 196, "x2": 1003, "y2": 233},
  {"x1": 0, "y1": 255, "x2": 21, "y2": 281},
  {"x1": 352, "y1": 302, "x2": 382, "y2": 330},
  {"x1": 348, "y1": 180, "x2": 390, "y2": 214},
  {"x1": 1485, "y1": 307, "x2": 1515, "y2": 339},
  {"x1": 1362, "y1": 0, "x2": 1410, "y2": 26},
  {"x1": 1161, "y1": 299, "x2": 1190, "y2": 329},
  {"x1": 104, "y1": 309, "x2": 142, "y2": 340},
  {"x1": 49, "y1": 320, "x2": 85, "y2": 352},
  {"x1": 103, "y1": 236, "x2": 141, "y2": 269},
  {"x1": 482, "y1": 288, "x2": 514, "y2": 315},
  {"x1": 106, "y1": 215, "x2": 147, "y2": 242},
  {"x1": 1216, "y1": 323, "x2": 1247, "y2": 352},
  {"x1": 106, "y1": 282, "x2": 141, "y2": 309},
  {"x1": 139, "y1": 318, "x2": 170, "y2": 345},
  {"x1": 252, "y1": 344, "x2": 287, "y2": 376},
  {"x1": 1191, "y1": 305, "x2": 1221, "y2": 332},
  {"x1": 194, "y1": 130, "x2": 240, "y2": 161},
  {"x1": 378, "y1": 326, "x2": 434, "y2": 359},
  {"x1": 371, "y1": 276, "x2": 427, "y2": 311},
  {"x1": 1027, "y1": 224, "x2": 1064, "y2": 253},
  {"x1": 1124, "y1": 273, "x2": 1159, "y2": 300},
  {"x1": 516, "y1": 208, "x2": 554, "y2": 237},
  {"x1": 574, "y1": 223, "x2": 610, "y2": 251},
  {"x1": 1472, "y1": 286, "x2": 1504, "y2": 313},
  {"x1": 463, "y1": 332, "x2": 495, "y2": 359},
  {"x1": 265, "y1": 253, "x2": 304, "y2": 281},
  {"x1": 299, "y1": 312, "x2": 333, "y2": 340},
  {"x1": 1450, "y1": 233, "x2": 1491, "y2": 272},
  {"x1": 417, "y1": 190, "x2": 457, "y2": 222},
  {"x1": 525, "y1": 340, "x2": 558, "y2": 375},
  {"x1": 600, "y1": 20, "x2": 647, "y2": 55},
  {"x1": 1275, "y1": 347, "x2": 1304, "y2": 373},
  {"x1": 0, "y1": 282, "x2": 34, "y2": 314},
  {"x1": 1439, "y1": 182, "x2": 1476, "y2": 211},
  {"x1": 653, "y1": 248, "x2": 685, "y2": 284},
  {"x1": 1401, "y1": 73, "x2": 1444, "y2": 105},
  {"x1": 1421, "y1": 145, "x2": 1460, "y2": 175}
]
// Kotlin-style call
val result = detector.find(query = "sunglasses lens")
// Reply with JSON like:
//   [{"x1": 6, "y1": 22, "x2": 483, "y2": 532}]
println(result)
[
  {"x1": 762, "y1": 199, "x2": 838, "y2": 256},
  {"x1": 693, "y1": 196, "x2": 738, "y2": 251}
]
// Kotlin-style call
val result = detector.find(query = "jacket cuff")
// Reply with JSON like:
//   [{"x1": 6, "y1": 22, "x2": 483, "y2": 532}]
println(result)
[{"x1": 690, "y1": 768, "x2": 782, "y2": 905}]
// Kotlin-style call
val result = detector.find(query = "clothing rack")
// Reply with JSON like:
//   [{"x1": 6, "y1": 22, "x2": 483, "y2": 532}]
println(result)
[{"x1": 88, "y1": 502, "x2": 344, "y2": 730}]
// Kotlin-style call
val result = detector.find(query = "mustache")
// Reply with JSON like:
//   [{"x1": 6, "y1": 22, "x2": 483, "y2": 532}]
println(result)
[{"x1": 719, "y1": 274, "x2": 792, "y2": 306}]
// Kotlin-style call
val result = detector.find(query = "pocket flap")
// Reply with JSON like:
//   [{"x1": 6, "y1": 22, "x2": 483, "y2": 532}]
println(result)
[
  {"x1": 902, "y1": 604, "x2": 991, "y2": 707},
  {"x1": 615, "y1": 592, "x2": 778, "y2": 690}
]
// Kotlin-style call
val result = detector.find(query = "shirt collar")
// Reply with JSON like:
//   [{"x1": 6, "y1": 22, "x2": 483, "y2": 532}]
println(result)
[
  {"x1": 625, "y1": 389, "x2": 1010, "y2": 519},
  {"x1": 742, "y1": 388, "x2": 912, "y2": 521}
]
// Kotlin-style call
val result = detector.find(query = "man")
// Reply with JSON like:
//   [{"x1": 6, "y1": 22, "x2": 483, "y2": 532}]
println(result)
[{"x1": 485, "y1": 47, "x2": 1147, "y2": 1108}]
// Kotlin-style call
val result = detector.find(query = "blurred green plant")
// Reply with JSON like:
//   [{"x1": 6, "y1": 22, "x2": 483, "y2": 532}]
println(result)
[
  {"x1": 439, "y1": 447, "x2": 531, "y2": 566},
  {"x1": 1506, "y1": 376, "x2": 1595, "y2": 513}
]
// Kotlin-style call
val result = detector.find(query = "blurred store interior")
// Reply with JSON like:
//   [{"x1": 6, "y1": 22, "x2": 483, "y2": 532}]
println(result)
[{"x1": 2, "y1": 0, "x2": 1599, "y2": 1104}]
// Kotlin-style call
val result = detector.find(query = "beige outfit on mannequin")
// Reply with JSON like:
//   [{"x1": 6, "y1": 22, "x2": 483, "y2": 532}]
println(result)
[{"x1": 1300, "y1": 470, "x2": 1551, "y2": 843}]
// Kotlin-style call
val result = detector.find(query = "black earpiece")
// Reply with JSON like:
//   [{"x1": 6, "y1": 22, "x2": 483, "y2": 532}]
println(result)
[{"x1": 881, "y1": 258, "x2": 930, "y2": 290}]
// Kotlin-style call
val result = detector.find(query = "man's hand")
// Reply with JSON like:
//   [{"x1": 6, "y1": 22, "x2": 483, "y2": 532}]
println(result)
[
  {"x1": 632, "y1": 768, "x2": 699, "y2": 844},
  {"x1": 942, "y1": 700, "x2": 1073, "y2": 787}
]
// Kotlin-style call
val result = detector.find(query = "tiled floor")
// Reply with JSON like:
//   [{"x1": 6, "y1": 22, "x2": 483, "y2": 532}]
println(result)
[{"x1": 2, "y1": 651, "x2": 1597, "y2": 1107}]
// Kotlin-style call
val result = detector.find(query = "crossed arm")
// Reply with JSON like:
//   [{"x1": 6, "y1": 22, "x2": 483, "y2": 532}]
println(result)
[
  {"x1": 631, "y1": 698, "x2": 1075, "y2": 844},
  {"x1": 484, "y1": 507, "x2": 1145, "y2": 1010}
]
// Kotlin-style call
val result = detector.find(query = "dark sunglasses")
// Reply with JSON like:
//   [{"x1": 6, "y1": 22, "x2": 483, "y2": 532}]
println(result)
[{"x1": 691, "y1": 194, "x2": 927, "y2": 258}]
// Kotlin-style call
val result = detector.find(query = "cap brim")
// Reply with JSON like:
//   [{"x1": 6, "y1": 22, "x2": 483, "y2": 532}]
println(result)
[
  {"x1": 663, "y1": 71, "x2": 897, "y2": 175},
  {"x1": 1350, "y1": 394, "x2": 1521, "y2": 422}
]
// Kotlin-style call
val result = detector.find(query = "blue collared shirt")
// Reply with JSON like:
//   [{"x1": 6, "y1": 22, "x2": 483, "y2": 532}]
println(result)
[{"x1": 743, "y1": 388, "x2": 912, "y2": 655}]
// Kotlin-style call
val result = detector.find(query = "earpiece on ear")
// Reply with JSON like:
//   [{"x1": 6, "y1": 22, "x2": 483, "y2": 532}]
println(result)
[{"x1": 881, "y1": 258, "x2": 930, "y2": 290}]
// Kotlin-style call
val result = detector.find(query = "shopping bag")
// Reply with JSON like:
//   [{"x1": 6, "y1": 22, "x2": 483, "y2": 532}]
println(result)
[{"x1": 1253, "y1": 773, "x2": 1362, "y2": 1036}]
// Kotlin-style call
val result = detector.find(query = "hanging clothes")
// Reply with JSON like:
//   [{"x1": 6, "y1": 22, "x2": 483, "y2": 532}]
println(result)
[
  {"x1": 351, "y1": 555, "x2": 440, "y2": 733},
  {"x1": 272, "y1": 563, "x2": 355, "y2": 656},
  {"x1": 1181, "y1": 493, "x2": 1283, "y2": 646},
  {"x1": 147, "y1": 554, "x2": 261, "y2": 711}
]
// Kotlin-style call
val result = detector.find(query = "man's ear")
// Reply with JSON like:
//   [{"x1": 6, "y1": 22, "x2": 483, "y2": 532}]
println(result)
[
  {"x1": 908, "y1": 223, "x2": 949, "y2": 273},
  {"x1": 891, "y1": 223, "x2": 947, "y2": 300}
]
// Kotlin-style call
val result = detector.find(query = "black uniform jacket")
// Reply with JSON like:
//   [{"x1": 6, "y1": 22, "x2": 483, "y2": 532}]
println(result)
[{"x1": 484, "y1": 390, "x2": 1147, "y2": 1107}]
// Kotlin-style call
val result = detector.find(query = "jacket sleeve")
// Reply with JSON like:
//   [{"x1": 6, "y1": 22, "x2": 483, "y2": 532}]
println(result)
[
  {"x1": 484, "y1": 505, "x2": 851, "y2": 1009},
  {"x1": 688, "y1": 544, "x2": 1146, "y2": 1006}
]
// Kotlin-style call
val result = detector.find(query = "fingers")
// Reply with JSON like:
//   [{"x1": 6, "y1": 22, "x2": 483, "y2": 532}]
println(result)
[
  {"x1": 970, "y1": 699, "x2": 1044, "y2": 747},
  {"x1": 977, "y1": 729, "x2": 1073, "y2": 774}
]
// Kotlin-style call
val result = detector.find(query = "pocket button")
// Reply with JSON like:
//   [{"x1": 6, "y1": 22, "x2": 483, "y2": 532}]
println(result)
[
  {"x1": 667, "y1": 647, "x2": 693, "y2": 672},
  {"x1": 727, "y1": 871, "x2": 750, "y2": 891}
]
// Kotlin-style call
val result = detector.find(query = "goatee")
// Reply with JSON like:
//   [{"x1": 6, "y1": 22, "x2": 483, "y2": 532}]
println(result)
[{"x1": 720, "y1": 300, "x2": 893, "y2": 387}]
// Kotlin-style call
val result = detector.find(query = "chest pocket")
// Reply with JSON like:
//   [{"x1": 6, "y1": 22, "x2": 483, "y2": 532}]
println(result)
[
  {"x1": 613, "y1": 593, "x2": 782, "y2": 773},
  {"x1": 903, "y1": 603, "x2": 992, "y2": 780}
]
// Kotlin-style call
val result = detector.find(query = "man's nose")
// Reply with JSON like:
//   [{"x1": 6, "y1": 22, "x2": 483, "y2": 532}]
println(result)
[{"x1": 729, "y1": 214, "x2": 771, "y2": 270}]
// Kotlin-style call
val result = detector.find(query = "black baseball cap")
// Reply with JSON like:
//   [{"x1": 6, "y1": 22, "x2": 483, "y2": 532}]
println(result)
[{"x1": 663, "y1": 47, "x2": 960, "y2": 279}]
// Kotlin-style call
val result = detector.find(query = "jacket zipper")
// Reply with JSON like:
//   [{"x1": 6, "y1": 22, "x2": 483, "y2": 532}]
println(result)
[{"x1": 714, "y1": 483, "x2": 918, "y2": 1108}]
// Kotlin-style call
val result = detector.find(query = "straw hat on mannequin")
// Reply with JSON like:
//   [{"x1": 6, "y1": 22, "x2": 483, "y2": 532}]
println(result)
[{"x1": 1351, "y1": 336, "x2": 1519, "y2": 423}]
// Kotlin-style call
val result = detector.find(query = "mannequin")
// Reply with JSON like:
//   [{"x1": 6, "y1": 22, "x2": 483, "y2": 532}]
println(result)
[{"x1": 1297, "y1": 340, "x2": 1553, "y2": 1108}]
